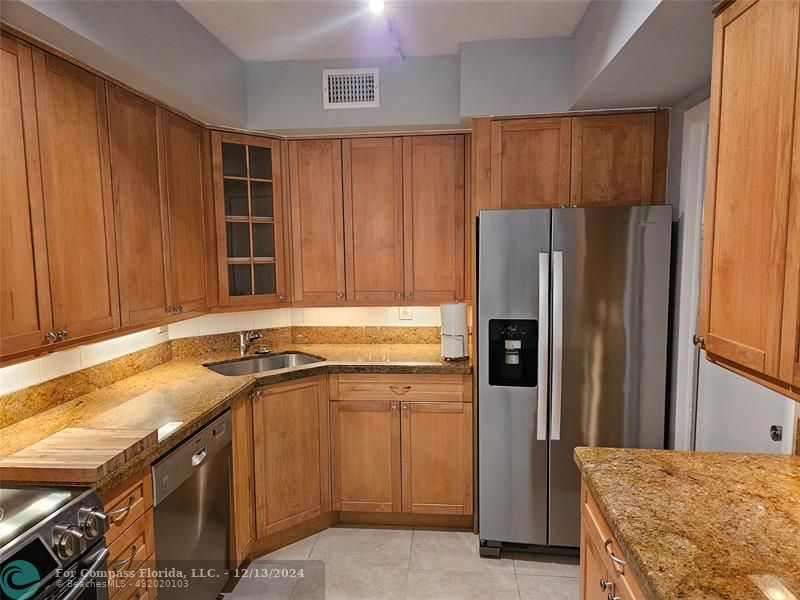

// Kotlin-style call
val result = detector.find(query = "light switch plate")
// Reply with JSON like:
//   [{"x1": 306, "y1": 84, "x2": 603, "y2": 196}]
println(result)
[{"x1": 398, "y1": 306, "x2": 413, "y2": 320}]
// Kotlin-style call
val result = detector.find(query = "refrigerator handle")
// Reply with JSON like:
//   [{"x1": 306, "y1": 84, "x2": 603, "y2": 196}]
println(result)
[
  {"x1": 537, "y1": 253, "x2": 550, "y2": 441},
  {"x1": 551, "y1": 251, "x2": 564, "y2": 441}
]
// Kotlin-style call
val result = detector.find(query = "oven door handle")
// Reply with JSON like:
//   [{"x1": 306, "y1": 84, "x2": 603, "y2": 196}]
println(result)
[{"x1": 61, "y1": 546, "x2": 109, "y2": 600}]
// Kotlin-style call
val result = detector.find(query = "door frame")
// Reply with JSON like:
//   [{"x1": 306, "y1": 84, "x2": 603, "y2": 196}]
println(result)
[{"x1": 671, "y1": 99, "x2": 710, "y2": 451}]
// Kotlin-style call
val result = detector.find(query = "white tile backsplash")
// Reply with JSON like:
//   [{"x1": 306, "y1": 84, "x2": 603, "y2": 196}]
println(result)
[{"x1": 0, "y1": 307, "x2": 441, "y2": 395}]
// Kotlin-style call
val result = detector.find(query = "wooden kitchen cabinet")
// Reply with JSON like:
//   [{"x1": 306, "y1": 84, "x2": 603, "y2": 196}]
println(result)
[
  {"x1": 232, "y1": 388, "x2": 255, "y2": 563},
  {"x1": 329, "y1": 374, "x2": 473, "y2": 517},
  {"x1": 289, "y1": 139, "x2": 347, "y2": 304},
  {"x1": 252, "y1": 376, "x2": 330, "y2": 537},
  {"x1": 343, "y1": 137, "x2": 404, "y2": 303},
  {"x1": 107, "y1": 84, "x2": 172, "y2": 327},
  {"x1": 580, "y1": 519, "x2": 610, "y2": 600},
  {"x1": 31, "y1": 47, "x2": 120, "y2": 343},
  {"x1": 212, "y1": 131, "x2": 288, "y2": 306},
  {"x1": 330, "y1": 400, "x2": 401, "y2": 512},
  {"x1": 0, "y1": 34, "x2": 53, "y2": 356},
  {"x1": 162, "y1": 111, "x2": 208, "y2": 316},
  {"x1": 700, "y1": 0, "x2": 800, "y2": 396},
  {"x1": 571, "y1": 113, "x2": 663, "y2": 206},
  {"x1": 490, "y1": 117, "x2": 571, "y2": 208},
  {"x1": 402, "y1": 135, "x2": 466, "y2": 303}
]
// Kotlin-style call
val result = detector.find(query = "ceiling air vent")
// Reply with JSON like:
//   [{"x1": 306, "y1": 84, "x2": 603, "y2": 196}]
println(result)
[{"x1": 323, "y1": 68, "x2": 380, "y2": 109}]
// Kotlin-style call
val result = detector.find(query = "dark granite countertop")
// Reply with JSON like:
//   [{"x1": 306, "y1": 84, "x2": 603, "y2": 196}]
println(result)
[{"x1": 574, "y1": 447, "x2": 800, "y2": 600}]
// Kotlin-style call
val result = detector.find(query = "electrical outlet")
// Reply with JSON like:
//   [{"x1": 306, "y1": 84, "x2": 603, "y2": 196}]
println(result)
[{"x1": 398, "y1": 306, "x2": 413, "y2": 320}]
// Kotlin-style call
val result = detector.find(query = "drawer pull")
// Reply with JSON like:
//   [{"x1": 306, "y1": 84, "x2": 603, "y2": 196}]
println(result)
[
  {"x1": 111, "y1": 543, "x2": 141, "y2": 570},
  {"x1": 107, "y1": 496, "x2": 137, "y2": 522},
  {"x1": 604, "y1": 539, "x2": 626, "y2": 566},
  {"x1": 389, "y1": 385, "x2": 412, "y2": 395}
]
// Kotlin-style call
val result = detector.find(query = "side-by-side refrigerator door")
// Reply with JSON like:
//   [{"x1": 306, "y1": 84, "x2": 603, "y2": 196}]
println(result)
[
  {"x1": 548, "y1": 205, "x2": 671, "y2": 547},
  {"x1": 478, "y1": 209, "x2": 551, "y2": 546}
]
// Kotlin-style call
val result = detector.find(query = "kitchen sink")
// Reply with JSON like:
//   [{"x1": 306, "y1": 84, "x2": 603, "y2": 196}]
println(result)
[{"x1": 204, "y1": 352, "x2": 324, "y2": 376}]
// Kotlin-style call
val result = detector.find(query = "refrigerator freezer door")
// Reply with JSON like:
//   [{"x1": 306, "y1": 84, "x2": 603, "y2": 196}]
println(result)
[
  {"x1": 549, "y1": 205, "x2": 671, "y2": 547},
  {"x1": 478, "y1": 209, "x2": 551, "y2": 546}
]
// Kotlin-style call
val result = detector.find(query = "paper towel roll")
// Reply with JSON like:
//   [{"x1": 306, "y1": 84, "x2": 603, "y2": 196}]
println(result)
[{"x1": 440, "y1": 303, "x2": 468, "y2": 360}]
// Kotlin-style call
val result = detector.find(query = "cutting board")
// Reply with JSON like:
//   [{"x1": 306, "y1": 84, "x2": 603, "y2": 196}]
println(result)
[{"x1": 0, "y1": 428, "x2": 157, "y2": 483}]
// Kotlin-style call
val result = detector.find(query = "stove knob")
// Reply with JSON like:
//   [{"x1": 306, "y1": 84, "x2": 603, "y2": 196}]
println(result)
[
  {"x1": 79, "y1": 506, "x2": 108, "y2": 540},
  {"x1": 53, "y1": 523, "x2": 84, "y2": 559}
]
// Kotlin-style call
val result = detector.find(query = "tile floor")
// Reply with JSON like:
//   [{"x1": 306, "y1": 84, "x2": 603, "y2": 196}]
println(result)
[{"x1": 225, "y1": 526, "x2": 579, "y2": 600}]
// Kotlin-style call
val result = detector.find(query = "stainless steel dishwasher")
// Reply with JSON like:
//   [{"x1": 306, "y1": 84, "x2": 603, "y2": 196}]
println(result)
[{"x1": 152, "y1": 411, "x2": 232, "y2": 600}]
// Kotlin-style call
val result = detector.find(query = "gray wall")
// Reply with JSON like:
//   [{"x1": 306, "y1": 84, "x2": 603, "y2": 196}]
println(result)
[
  {"x1": 2, "y1": 0, "x2": 245, "y2": 126},
  {"x1": 245, "y1": 55, "x2": 461, "y2": 131},
  {"x1": 459, "y1": 37, "x2": 571, "y2": 117}
]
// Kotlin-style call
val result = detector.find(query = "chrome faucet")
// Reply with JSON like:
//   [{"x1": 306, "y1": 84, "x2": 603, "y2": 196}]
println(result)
[{"x1": 239, "y1": 330, "x2": 263, "y2": 356}]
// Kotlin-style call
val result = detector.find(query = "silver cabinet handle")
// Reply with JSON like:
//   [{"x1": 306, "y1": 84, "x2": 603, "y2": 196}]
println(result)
[
  {"x1": 107, "y1": 496, "x2": 137, "y2": 521},
  {"x1": 401, "y1": 404, "x2": 409, "y2": 412},
  {"x1": 600, "y1": 579, "x2": 613, "y2": 592},
  {"x1": 390, "y1": 403, "x2": 399, "y2": 412},
  {"x1": 111, "y1": 543, "x2": 141, "y2": 570},
  {"x1": 389, "y1": 385, "x2": 411, "y2": 395},
  {"x1": 604, "y1": 539, "x2": 626, "y2": 566},
  {"x1": 336, "y1": 291, "x2": 345, "y2": 300},
  {"x1": 396, "y1": 292, "x2": 403, "y2": 300},
  {"x1": 56, "y1": 326, "x2": 68, "y2": 340},
  {"x1": 44, "y1": 331, "x2": 59, "y2": 343},
  {"x1": 551, "y1": 250, "x2": 563, "y2": 441},
  {"x1": 404, "y1": 291, "x2": 413, "y2": 299},
  {"x1": 537, "y1": 252, "x2": 550, "y2": 441}
]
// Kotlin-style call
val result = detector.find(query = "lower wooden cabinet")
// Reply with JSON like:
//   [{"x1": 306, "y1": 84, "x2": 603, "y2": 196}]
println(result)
[
  {"x1": 231, "y1": 388, "x2": 255, "y2": 564},
  {"x1": 252, "y1": 376, "x2": 330, "y2": 537},
  {"x1": 329, "y1": 375, "x2": 473, "y2": 516}
]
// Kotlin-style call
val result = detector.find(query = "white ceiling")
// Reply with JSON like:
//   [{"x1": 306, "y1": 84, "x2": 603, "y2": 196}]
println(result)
[{"x1": 178, "y1": 0, "x2": 591, "y2": 62}]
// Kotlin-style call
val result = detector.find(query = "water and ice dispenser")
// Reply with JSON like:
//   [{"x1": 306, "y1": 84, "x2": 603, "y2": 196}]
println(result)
[{"x1": 487, "y1": 319, "x2": 538, "y2": 387}]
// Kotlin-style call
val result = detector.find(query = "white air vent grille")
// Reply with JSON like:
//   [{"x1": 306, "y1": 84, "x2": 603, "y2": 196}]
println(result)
[{"x1": 323, "y1": 68, "x2": 380, "y2": 109}]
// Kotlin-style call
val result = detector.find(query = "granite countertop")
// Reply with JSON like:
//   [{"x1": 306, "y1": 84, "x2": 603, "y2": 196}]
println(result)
[
  {"x1": 574, "y1": 447, "x2": 800, "y2": 600},
  {"x1": 0, "y1": 343, "x2": 470, "y2": 497}
]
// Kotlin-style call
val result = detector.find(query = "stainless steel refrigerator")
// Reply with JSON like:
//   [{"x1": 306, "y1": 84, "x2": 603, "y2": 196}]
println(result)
[{"x1": 477, "y1": 205, "x2": 671, "y2": 555}]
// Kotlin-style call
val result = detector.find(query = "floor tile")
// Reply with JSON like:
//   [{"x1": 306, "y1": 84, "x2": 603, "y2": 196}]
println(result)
[
  {"x1": 516, "y1": 575, "x2": 579, "y2": 600},
  {"x1": 309, "y1": 526, "x2": 413, "y2": 568},
  {"x1": 409, "y1": 530, "x2": 514, "y2": 575},
  {"x1": 405, "y1": 569, "x2": 520, "y2": 600},
  {"x1": 257, "y1": 532, "x2": 320, "y2": 561},
  {"x1": 512, "y1": 553, "x2": 580, "y2": 578},
  {"x1": 292, "y1": 565, "x2": 407, "y2": 600}
]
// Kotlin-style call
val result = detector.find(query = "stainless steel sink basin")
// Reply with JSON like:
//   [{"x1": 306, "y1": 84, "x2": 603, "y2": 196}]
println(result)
[{"x1": 205, "y1": 352, "x2": 324, "y2": 376}]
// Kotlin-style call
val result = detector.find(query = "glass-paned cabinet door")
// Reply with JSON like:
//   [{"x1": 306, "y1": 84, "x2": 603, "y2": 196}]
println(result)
[{"x1": 213, "y1": 132, "x2": 284, "y2": 304}]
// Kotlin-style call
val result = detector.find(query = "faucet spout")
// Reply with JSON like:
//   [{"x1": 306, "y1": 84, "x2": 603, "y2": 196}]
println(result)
[{"x1": 239, "y1": 330, "x2": 263, "y2": 356}]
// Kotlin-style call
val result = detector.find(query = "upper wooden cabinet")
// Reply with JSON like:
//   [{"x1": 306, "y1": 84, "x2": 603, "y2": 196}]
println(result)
[
  {"x1": 473, "y1": 110, "x2": 667, "y2": 211},
  {"x1": 163, "y1": 112, "x2": 208, "y2": 315},
  {"x1": 31, "y1": 48, "x2": 119, "y2": 343},
  {"x1": 343, "y1": 137, "x2": 404, "y2": 303},
  {"x1": 289, "y1": 139, "x2": 347, "y2": 304},
  {"x1": 212, "y1": 131, "x2": 287, "y2": 307},
  {"x1": 700, "y1": 0, "x2": 800, "y2": 397},
  {"x1": 402, "y1": 135, "x2": 467, "y2": 303},
  {"x1": 107, "y1": 84, "x2": 172, "y2": 327},
  {"x1": 0, "y1": 35, "x2": 52, "y2": 356},
  {"x1": 490, "y1": 117, "x2": 571, "y2": 208}
]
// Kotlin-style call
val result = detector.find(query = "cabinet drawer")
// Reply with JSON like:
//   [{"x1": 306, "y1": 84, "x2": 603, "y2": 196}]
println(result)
[
  {"x1": 333, "y1": 374, "x2": 466, "y2": 402},
  {"x1": 110, "y1": 555, "x2": 156, "y2": 600},
  {"x1": 104, "y1": 473, "x2": 153, "y2": 545},
  {"x1": 107, "y1": 508, "x2": 155, "y2": 591}
]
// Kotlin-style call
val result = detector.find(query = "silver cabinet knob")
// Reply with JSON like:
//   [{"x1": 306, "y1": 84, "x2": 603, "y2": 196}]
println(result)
[
  {"x1": 278, "y1": 293, "x2": 286, "y2": 301},
  {"x1": 56, "y1": 326, "x2": 68, "y2": 340},
  {"x1": 404, "y1": 291, "x2": 413, "y2": 299},
  {"x1": 390, "y1": 403, "x2": 399, "y2": 412},
  {"x1": 44, "y1": 331, "x2": 59, "y2": 343},
  {"x1": 600, "y1": 579, "x2": 614, "y2": 593},
  {"x1": 336, "y1": 291, "x2": 345, "y2": 300},
  {"x1": 396, "y1": 292, "x2": 403, "y2": 300}
]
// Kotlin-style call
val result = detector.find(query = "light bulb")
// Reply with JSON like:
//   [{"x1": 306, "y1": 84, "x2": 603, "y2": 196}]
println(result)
[{"x1": 369, "y1": 0, "x2": 384, "y2": 15}]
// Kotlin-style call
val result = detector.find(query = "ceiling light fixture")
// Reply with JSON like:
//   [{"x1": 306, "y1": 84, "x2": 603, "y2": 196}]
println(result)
[{"x1": 368, "y1": 0, "x2": 385, "y2": 15}]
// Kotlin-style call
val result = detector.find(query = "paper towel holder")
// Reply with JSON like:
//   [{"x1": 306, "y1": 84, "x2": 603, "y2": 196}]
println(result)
[{"x1": 441, "y1": 332, "x2": 469, "y2": 361}]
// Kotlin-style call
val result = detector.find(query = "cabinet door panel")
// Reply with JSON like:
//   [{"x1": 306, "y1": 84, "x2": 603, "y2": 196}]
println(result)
[
  {"x1": 580, "y1": 518, "x2": 609, "y2": 600},
  {"x1": 253, "y1": 377, "x2": 330, "y2": 537},
  {"x1": 163, "y1": 111, "x2": 207, "y2": 314},
  {"x1": 331, "y1": 400, "x2": 401, "y2": 513},
  {"x1": 402, "y1": 135, "x2": 466, "y2": 303},
  {"x1": 571, "y1": 113, "x2": 655, "y2": 206},
  {"x1": 232, "y1": 391, "x2": 255, "y2": 563},
  {"x1": 700, "y1": 0, "x2": 799, "y2": 377},
  {"x1": 0, "y1": 35, "x2": 52, "y2": 356},
  {"x1": 491, "y1": 117, "x2": 570, "y2": 208},
  {"x1": 289, "y1": 139, "x2": 346, "y2": 304},
  {"x1": 107, "y1": 84, "x2": 171, "y2": 327},
  {"x1": 343, "y1": 138, "x2": 403, "y2": 303},
  {"x1": 401, "y1": 401, "x2": 472, "y2": 515},
  {"x1": 32, "y1": 49, "x2": 119, "y2": 341}
]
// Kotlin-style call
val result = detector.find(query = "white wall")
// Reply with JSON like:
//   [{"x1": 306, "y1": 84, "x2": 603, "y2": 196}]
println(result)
[
  {"x1": 459, "y1": 37, "x2": 571, "y2": 117},
  {"x1": 0, "y1": 306, "x2": 441, "y2": 396},
  {"x1": 1, "y1": 0, "x2": 246, "y2": 126},
  {"x1": 245, "y1": 55, "x2": 461, "y2": 131}
]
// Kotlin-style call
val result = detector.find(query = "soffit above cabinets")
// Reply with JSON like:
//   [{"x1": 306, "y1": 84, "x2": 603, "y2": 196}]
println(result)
[{"x1": 177, "y1": 0, "x2": 591, "y2": 61}]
